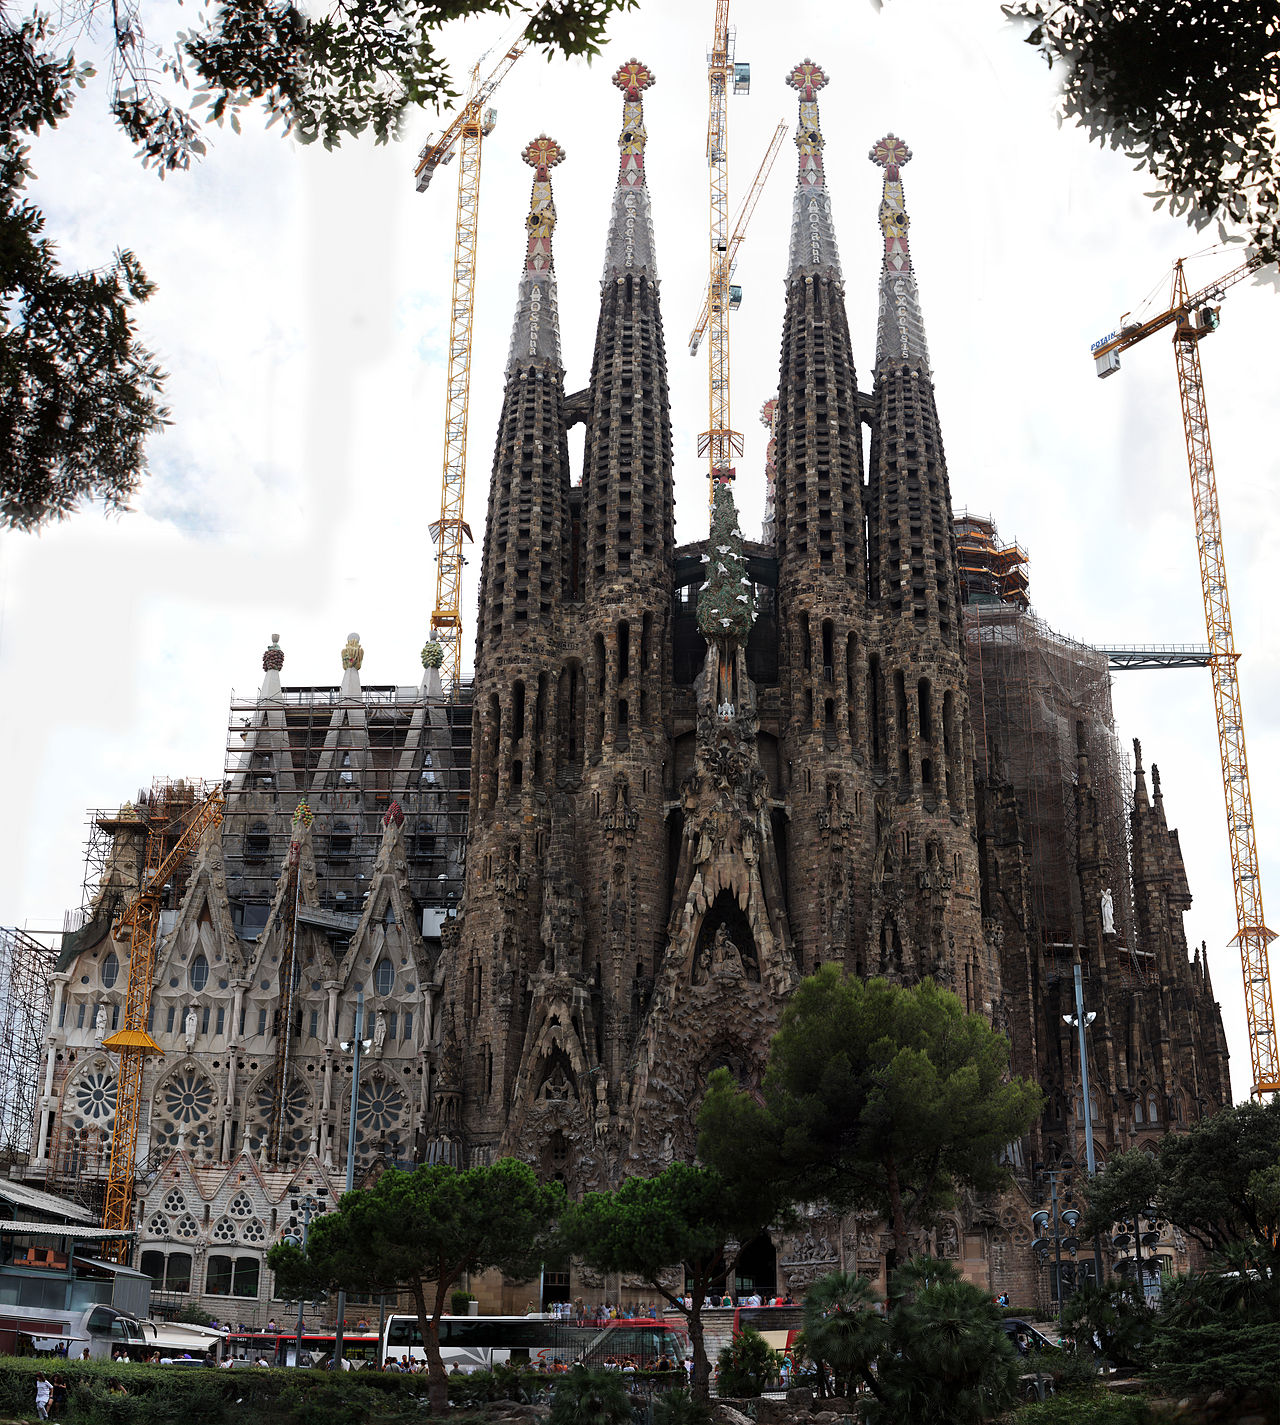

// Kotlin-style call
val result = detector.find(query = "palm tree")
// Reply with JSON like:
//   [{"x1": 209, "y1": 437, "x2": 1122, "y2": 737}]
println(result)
[
  {"x1": 869, "y1": 1279, "x2": 1020, "y2": 1425},
  {"x1": 549, "y1": 1367, "x2": 635, "y2": 1425},
  {"x1": 801, "y1": 1270, "x2": 888, "y2": 1401}
]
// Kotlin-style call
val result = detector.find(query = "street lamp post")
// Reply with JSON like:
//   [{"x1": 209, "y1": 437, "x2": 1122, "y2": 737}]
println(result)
[
  {"x1": 285, "y1": 1193, "x2": 320, "y2": 1367},
  {"x1": 1110, "y1": 1207, "x2": 1163, "y2": 1304},
  {"x1": 1031, "y1": 1159, "x2": 1083, "y2": 1319},
  {"x1": 335, "y1": 988, "x2": 372, "y2": 1369},
  {"x1": 1063, "y1": 962, "x2": 1106, "y2": 1285}
]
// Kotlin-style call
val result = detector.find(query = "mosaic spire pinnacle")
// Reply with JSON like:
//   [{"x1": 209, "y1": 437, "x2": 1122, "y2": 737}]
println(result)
[
  {"x1": 870, "y1": 133, "x2": 931, "y2": 376},
  {"x1": 785, "y1": 59, "x2": 841, "y2": 280},
  {"x1": 507, "y1": 135, "x2": 565, "y2": 373},
  {"x1": 602, "y1": 59, "x2": 658, "y2": 282}
]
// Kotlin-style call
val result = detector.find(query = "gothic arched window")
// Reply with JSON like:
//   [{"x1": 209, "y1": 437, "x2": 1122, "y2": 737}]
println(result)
[
  {"x1": 102, "y1": 952, "x2": 119, "y2": 989},
  {"x1": 190, "y1": 955, "x2": 209, "y2": 992}
]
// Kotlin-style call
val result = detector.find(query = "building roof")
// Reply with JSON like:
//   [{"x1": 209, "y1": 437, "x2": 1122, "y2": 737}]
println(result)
[
  {"x1": 0, "y1": 1179, "x2": 98, "y2": 1224},
  {"x1": 0, "y1": 1220, "x2": 135, "y2": 1240}
]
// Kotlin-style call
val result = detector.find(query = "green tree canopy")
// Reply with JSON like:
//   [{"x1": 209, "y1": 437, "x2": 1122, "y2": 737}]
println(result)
[
  {"x1": 1082, "y1": 1096, "x2": 1280, "y2": 1253},
  {"x1": 560, "y1": 1161, "x2": 780, "y2": 1398},
  {"x1": 267, "y1": 1158, "x2": 563, "y2": 1409},
  {"x1": 1, "y1": 15, "x2": 168, "y2": 530},
  {"x1": 698, "y1": 968, "x2": 1042, "y2": 1256},
  {"x1": 1005, "y1": 1, "x2": 1280, "y2": 258}
]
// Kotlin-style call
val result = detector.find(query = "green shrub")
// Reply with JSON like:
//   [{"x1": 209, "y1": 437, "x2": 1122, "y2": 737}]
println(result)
[
  {"x1": 1011, "y1": 1386, "x2": 1157, "y2": 1424},
  {"x1": 549, "y1": 1366, "x2": 634, "y2": 1425},
  {"x1": 652, "y1": 1387, "x2": 712, "y2": 1425},
  {"x1": 451, "y1": 1290, "x2": 476, "y2": 1313},
  {"x1": 0, "y1": 1358, "x2": 427, "y2": 1425},
  {"x1": 715, "y1": 1326, "x2": 780, "y2": 1397}
]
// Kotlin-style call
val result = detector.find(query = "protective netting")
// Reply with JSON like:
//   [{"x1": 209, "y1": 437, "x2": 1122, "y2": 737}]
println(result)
[{"x1": 965, "y1": 603, "x2": 1147, "y2": 985}]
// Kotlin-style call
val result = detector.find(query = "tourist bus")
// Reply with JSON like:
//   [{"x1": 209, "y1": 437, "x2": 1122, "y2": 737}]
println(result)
[
  {"x1": 380, "y1": 1314, "x2": 689, "y2": 1371},
  {"x1": 223, "y1": 1328, "x2": 382, "y2": 1368}
]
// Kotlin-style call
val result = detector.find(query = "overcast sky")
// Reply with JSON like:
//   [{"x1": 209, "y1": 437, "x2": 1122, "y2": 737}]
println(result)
[{"x1": 2, "y1": 0, "x2": 1276, "y2": 1102}]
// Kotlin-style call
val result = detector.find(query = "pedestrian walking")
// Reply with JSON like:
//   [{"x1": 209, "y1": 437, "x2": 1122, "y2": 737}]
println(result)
[{"x1": 35, "y1": 1373, "x2": 52, "y2": 1419}]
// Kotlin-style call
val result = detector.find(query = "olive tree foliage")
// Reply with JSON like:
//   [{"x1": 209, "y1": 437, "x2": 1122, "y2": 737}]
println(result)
[
  {"x1": 267, "y1": 1159, "x2": 563, "y2": 1411},
  {"x1": 698, "y1": 969, "x2": 1042, "y2": 1258},
  {"x1": 1003, "y1": 1, "x2": 1280, "y2": 259},
  {"x1": 16, "y1": 0, "x2": 633, "y2": 174},
  {"x1": 0, "y1": 15, "x2": 168, "y2": 529}
]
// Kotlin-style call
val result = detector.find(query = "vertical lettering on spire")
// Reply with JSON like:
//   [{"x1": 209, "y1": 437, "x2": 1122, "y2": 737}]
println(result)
[
  {"x1": 785, "y1": 59, "x2": 840, "y2": 280},
  {"x1": 507, "y1": 136, "x2": 565, "y2": 374},
  {"x1": 604, "y1": 60, "x2": 657, "y2": 279},
  {"x1": 870, "y1": 134, "x2": 930, "y2": 375}
]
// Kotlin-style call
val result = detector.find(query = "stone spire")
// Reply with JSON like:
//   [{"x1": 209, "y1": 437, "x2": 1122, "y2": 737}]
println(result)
[
  {"x1": 580, "y1": 59, "x2": 674, "y2": 598},
  {"x1": 785, "y1": 60, "x2": 842, "y2": 281},
  {"x1": 506, "y1": 136, "x2": 565, "y2": 374},
  {"x1": 601, "y1": 59, "x2": 658, "y2": 282},
  {"x1": 259, "y1": 633, "x2": 284, "y2": 701},
  {"x1": 870, "y1": 134, "x2": 931, "y2": 377}
]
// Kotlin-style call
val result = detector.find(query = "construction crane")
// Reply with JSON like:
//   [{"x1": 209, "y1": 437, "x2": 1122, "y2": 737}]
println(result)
[
  {"x1": 1091, "y1": 252, "x2": 1278, "y2": 1098},
  {"x1": 101, "y1": 785, "x2": 225, "y2": 1258},
  {"x1": 414, "y1": 20, "x2": 540, "y2": 694},
  {"x1": 697, "y1": 0, "x2": 751, "y2": 507},
  {"x1": 688, "y1": 121, "x2": 787, "y2": 357}
]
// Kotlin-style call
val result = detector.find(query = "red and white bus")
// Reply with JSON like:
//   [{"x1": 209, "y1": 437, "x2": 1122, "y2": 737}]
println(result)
[{"x1": 223, "y1": 1329, "x2": 382, "y2": 1368}]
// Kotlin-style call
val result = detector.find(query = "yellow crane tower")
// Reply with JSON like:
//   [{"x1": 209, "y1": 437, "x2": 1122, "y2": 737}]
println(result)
[
  {"x1": 1091, "y1": 253, "x2": 1278, "y2": 1098},
  {"x1": 101, "y1": 785, "x2": 224, "y2": 1258},
  {"x1": 688, "y1": 121, "x2": 788, "y2": 357},
  {"x1": 697, "y1": 0, "x2": 751, "y2": 508},
  {"x1": 414, "y1": 23, "x2": 539, "y2": 694}
]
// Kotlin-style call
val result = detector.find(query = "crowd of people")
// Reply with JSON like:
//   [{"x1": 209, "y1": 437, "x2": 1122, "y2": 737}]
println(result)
[{"x1": 561, "y1": 1291, "x2": 793, "y2": 1322}]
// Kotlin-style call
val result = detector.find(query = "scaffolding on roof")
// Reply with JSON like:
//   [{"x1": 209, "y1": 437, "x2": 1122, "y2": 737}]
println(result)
[
  {"x1": 220, "y1": 681, "x2": 474, "y2": 923},
  {"x1": 955, "y1": 509, "x2": 1030, "y2": 610}
]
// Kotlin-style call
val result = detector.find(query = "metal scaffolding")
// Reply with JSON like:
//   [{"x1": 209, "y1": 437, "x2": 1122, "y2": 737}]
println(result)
[{"x1": 0, "y1": 927, "x2": 56, "y2": 1163}]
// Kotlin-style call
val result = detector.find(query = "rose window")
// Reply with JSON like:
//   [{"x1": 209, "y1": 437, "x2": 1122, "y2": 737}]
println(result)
[
  {"x1": 148, "y1": 1215, "x2": 169, "y2": 1237},
  {"x1": 162, "y1": 1190, "x2": 187, "y2": 1214},
  {"x1": 356, "y1": 1077, "x2": 406, "y2": 1136},
  {"x1": 74, "y1": 1072, "x2": 117, "y2": 1123},
  {"x1": 163, "y1": 1072, "x2": 214, "y2": 1124},
  {"x1": 242, "y1": 1218, "x2": 266, "y2": 1244},
  {"x1": 174, "y1": 1215, "x2": 200, "y2": 1240},
  {"x1": 212, "y1": 1217, "x2": 237, "y2": 1242},
  {"x1": 229, "y1": 1192, "x2": 254, "y2": 1218}
]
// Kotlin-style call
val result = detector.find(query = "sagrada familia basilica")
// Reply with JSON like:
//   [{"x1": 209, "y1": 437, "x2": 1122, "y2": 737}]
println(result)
[{"x1": 20, "y1": 58, "x2": 1229, "y2": 1317}]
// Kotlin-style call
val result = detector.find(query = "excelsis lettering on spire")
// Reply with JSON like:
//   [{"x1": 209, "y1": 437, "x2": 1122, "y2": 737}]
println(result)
[
  {"x1": 870, "y1": 133, "x2": 931, "y2": 376},
  {"x1": 507, "y1": 135, "x2": 565, "y2": 374},
  {"x1": 785, "y1": 59, "x2": 841, "y2": 281},
  {"x1": 602, "y1": 59, "x2": 658, "y2": 281}
]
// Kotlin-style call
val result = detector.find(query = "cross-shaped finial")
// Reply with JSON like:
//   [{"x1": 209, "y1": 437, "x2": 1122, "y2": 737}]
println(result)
[
  {"x1": 522, "y1": 135, "x2": 565, "y2": 177},
  {"x1": 613, "y1": 59, "x2": 655, "y2": 98},
  {"x1": 786, "y1": 60, "x2": 828, "y2": 99},
  {"x1": 870, "y1": 134, "x2": 912, "y2": 170}
]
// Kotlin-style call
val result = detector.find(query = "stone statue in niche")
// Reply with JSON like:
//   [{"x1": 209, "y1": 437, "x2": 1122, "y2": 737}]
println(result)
[
  {"x1": 1101, "y1": 888, "x2": 1115, "y2": 936},
  {"x1": 938, "y1": 1220, "x2": 960, "y2": 1258},
  {"x1": 372, "y1": 1009, "x2": 388, "y2": 1056},
  {"x1": 711, "y1": 924, "x2": 745, "y2": 979},
  {"x1": 184, "y1": 1008, "x2": 198, "y2": 1050},
  {"x1": 94, "y1": 1004, "x2": 108, "y2": 1040}
]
